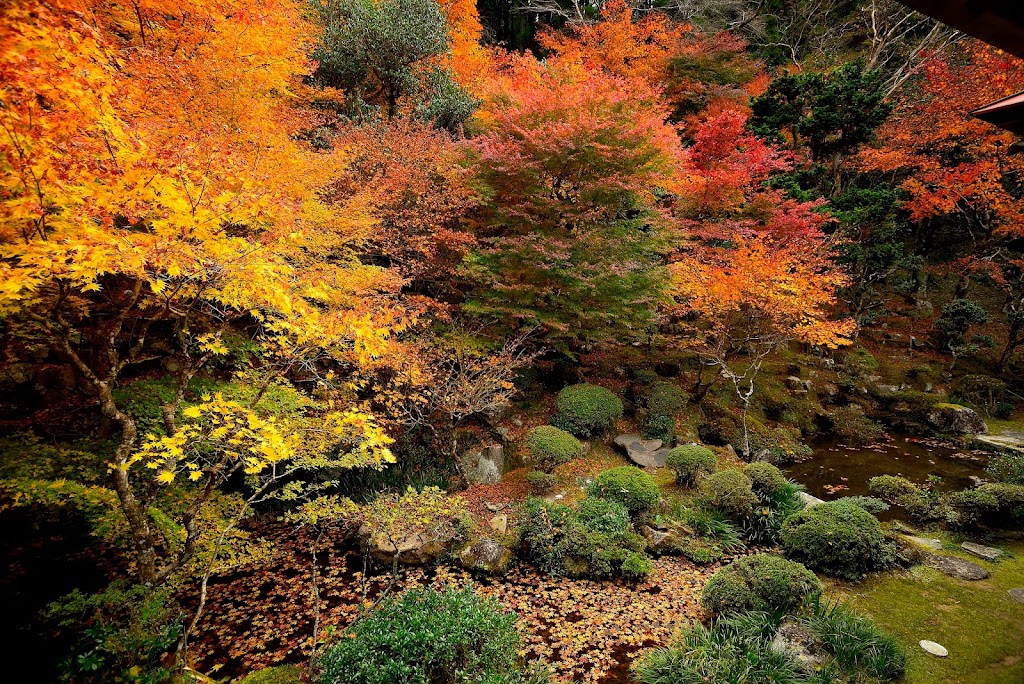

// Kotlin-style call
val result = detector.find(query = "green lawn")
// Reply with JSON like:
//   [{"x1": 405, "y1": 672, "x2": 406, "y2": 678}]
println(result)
[{"x1": 828, "y1": 540, "x2": 1024, "y2": 684}]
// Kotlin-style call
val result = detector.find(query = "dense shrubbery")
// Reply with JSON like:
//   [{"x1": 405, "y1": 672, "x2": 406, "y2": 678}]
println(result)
[
  {"x1": 318, "y1": 586, "x2": 540, "y2": 684},
  {"x1": 781, "y1": 500, "x2": 887, "y2": 580},
  {"x1": 666, "y1": 445, "x2": 716, "y2": 486},
  {"x1": 988, "y1": 452, "x2": 1024, "y2": 485},
  {"x1": 587, "y1": 466, "x2": 660, "y2": 515},
  {"x1": 635, "y1": 605, "x2": 905, "y2": 684},
  {"x1": 519, "y1": 497, "x2": 648, "y2": 580},
  {"x1": 700, "y1": 554, "x2": 821, "y2": 616},
  {"x1": 634, "y1": 613, "x2": 803, "y2": 684},
  {"x1": 700, "y1": 469, "x2": 759, "y2": 520},
  {"x1": 640, "y1": 382, "x2": 688, "y2": 441},
  {"x1": 43, "y1": 582, "x2": 183, "y2": 684},
  {"x1": 655, "y1": 500, "x2": 744, "y2": 564},
  {"x1": 551, "y1": 384, "x2": 623, "y2": 437},
  {"x1": 525, "y1": 425, "x2": 581, "y2": 472},
  {"x1": 738, "y1": 462, "x2": 806, "y2": 544},
  {"x1": 870, "y1": 474, "x2": 1024, "y2": 528}
]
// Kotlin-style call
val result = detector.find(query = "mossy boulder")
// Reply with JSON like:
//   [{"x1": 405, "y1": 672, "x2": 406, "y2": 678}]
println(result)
[{"x1": 927, "y1": 403, "x2": 987, "y2": 435}]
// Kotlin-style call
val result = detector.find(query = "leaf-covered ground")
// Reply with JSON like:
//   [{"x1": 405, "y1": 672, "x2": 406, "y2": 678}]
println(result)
[{"x1": 190, "y1": 524, "x2": 717, "y2": 683}]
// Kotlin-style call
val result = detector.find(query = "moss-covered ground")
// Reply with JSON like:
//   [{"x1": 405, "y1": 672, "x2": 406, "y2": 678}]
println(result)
[{"x1": 827, "y1": 538, "x2": 1024, "y2": 684}]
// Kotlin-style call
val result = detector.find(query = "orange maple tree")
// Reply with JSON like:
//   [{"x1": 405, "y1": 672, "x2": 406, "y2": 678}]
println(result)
[{"x1": 0, "y1": 0, "x2": 403, "y2": 586}]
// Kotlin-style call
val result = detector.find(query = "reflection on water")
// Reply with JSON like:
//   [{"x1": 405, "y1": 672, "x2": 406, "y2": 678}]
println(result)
[{"x1": 785, "y1": 434, "x2": 988, "y2": 503}]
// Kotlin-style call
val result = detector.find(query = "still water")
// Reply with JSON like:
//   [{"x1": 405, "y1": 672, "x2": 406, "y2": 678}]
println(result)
[{"x1": 785, "y1": 433, "x2": 988, "y2": 501}]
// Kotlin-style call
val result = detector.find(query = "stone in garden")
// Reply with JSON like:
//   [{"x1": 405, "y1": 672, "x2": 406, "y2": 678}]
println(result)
[
  {"x1": 797, "y1": 491, "x2": 825, "y2": 508},
  {"x1": 463, "y1": 444, "x2": 504, "y2": 485},
  {"x1": 489, "y1": 514, "x2": 508, "y2": 535},
  {"x1": 641, "y1": 525, "x2": 673, "y2": 552},
  {"x1": 926, "y1": 554, "x2": 990, "y2": 580},
  {"x1": 919, "y1": 640, "x2": 948, "y2": 657},
  {"x1": 1008, "y1": 588, "x2": 1024, "y2": 604},
  {"x1": 770, "y1": 620, "x2": 826, "y2": 672},
  {"x1": 927, "y1": 404, "x2": 988, "y2": 435},
  {"x1": 614, "y1": 434, "x2": 665, "y2": 468},
  {"x1": 961, "y1": 541, "x2": 1002, "y2": 561},
  {"x1": 457, "y1": 537, "x2": 513, "y2": 575},
  {"x1": 359, "y1": 525, "x2": 457, "y2": 566},
  {"x1": 903, "y1": 535, "x2": 942, "y2": 551},
  {"x1": 785, "y1": 376, "x2": 811, "y2": 395}
]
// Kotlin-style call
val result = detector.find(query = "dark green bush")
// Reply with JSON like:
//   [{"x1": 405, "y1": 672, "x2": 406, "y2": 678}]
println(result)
[
  {"x1": 700, "y1": 554, "x2": 821, "y2": 617},
  {"x1": 987, "y1": 452, "x2": 1024, "y2": 485},
  {"x1": 743, "y1": 462, "x2": 787, "y2": 496},
  {"x1": 621, "y1": 552, "x2": 653, "y2": 581},
  {"x1": 700, "y1": 469, "x2": 759, "y2": 520},
  {"x1": 740, "y1": 479, "x2": 806, "y2": 546},
  {"x1": 551, "y1": 383, "x2": 623, "y2": 437},
  {"x1": 525, "y1": 470, "x2": 557, "y2": 493},
  {"x1": 781, "y1": 500, "x2": 887, "y2": 580},
  {"x1": 43, "y1": 582, "x2": 183, "y2": 684},
  {"x1": 641, "y1": 414, "x2": 676, "y2": 443},
  {"x1": 525, "y1": 425, "x2": 581, "y2": 472},
  {"x1": 666, "y1": 445, "x2": 716, "y2": 486},
  {"x1": 588, "y1": 466, "x2": 660, "y2": 515},
  {"x1": 519, "y1": 497, "x2": 647, "y2": 579},
  {"x1": 867, "y1": 475, "x2": 921, "y2": 502},
  {"x1": 641, "y1": 382, "x2": 688, "y2": 441},
  {"x1": 646, "y1": 381, "x2": 689, "y2": 417},
  {"x1": 945, "y1": 489, "x2": 999, "y2": 527},
  {"x1": 318, "y1": 586, "x2": 533, "y2": 684},
  {"x1": 868, "y1": 475, "x2": 935, "y2": 519},
  {"x1": 574, "y1": 496, "x2": 632, "y2": 535}
]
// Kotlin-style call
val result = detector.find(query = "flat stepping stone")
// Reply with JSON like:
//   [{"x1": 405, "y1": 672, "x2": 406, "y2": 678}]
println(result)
[
  {"x1": 961, "y1": 542, "x2": 1002, "y2": 561},
  {"x1": 903, "y1": 535, "x2": 942, "y2": 551},
  {"x1": 1009, "y1": 588, "x2": 1024, "y2": 604},
  {"x1": 920, "y1": 640, "x2": 948, "y2": 657},
  {"x1": 926, "y1": 554, "x2": 990, "y2": 580},
  {"x1": 614, "y1": 434, "x2": 666, "y2": 468}
]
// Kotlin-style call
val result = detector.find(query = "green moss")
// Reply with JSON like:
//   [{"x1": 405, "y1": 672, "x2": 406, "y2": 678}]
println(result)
[
  {"x1": 831, "y1": 541, "x2": 1024, "y2": 684},
  {"x1": 239, "y1": 665, "x2": 303, "y2": 684}
]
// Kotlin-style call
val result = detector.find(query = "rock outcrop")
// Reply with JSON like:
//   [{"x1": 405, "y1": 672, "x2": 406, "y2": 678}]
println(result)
[{"x1": 927, "y1": 404, "x2": 987, "y2": 435}]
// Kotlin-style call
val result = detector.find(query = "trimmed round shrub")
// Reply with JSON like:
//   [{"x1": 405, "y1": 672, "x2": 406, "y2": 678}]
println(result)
[
  {"x1": 700, "y1": 469, "x2": 759, "y2": 520},
  {"x1": 621, "y1": 552, "x2": 653, "y2": 581},
  {"x1": 781, "y1": 500, "x2": 886, "y2": 580},
  {"x1": 743, "y1": 462, "x2": 787, "y2": 496},
  {"x1": 574, "y1": 496, "x2": 632, "y2": 535},
  {"x1": 666, "y1": 445, "x2": 716, "y2": 486},
  {"x1": 700, "y1": 553, "x2": 821, "y2": 616},
  {"x1": 318, "y1": 586, "x2": 524, "y2": 684},
  {"x1": 525, "y1": 425, "x2": 581, "y2": 472},
  {"x1": 867, "y1": 475, "x2": 922, "y2": 503},
  {"x1": 587, "y1": 466, "x2": 660, "y2": 515},
  {"x1": 551, "y1": 383, "x2": 623, "y2": 437}
]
